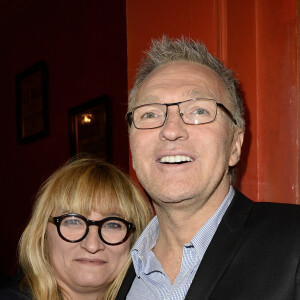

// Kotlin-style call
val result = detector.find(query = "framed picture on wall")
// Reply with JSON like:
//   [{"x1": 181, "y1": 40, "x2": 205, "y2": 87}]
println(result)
[
  {"x1": 68, "y1": 96, "x2": 111, "y2": 161},
  {"x1": 16, "y1": 60, "x2": 49, "y2": 144}
]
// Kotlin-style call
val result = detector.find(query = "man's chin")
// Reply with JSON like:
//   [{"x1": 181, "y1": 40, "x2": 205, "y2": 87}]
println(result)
[{"x1": 151, "y1": 192, "x2": 195, "y2": 207}]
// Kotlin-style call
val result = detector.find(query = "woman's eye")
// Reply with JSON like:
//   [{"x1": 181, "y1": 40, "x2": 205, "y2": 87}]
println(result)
[
  {"x1": 62, "y1": 218, "x2": 83, "y2": 227},
  {"x1": 104, "y1": 222, "x2": 124, "y2": 230}
]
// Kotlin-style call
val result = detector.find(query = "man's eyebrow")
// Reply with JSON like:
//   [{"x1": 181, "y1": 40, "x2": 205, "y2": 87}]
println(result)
[
  {"x1": 185, "y1": 89, "x2": 216, "y2": 99},
  {"x1": 137, "y1": 95, "x2": 162, "y2": 104},
  {"x1": 137, "y1": 88, "x2": 218, "y2": 105}
]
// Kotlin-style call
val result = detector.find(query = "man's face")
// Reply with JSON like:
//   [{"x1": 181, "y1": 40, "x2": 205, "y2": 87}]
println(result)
[{"x1": 129, "y1": 61, "x2": 244, "y2": 209}]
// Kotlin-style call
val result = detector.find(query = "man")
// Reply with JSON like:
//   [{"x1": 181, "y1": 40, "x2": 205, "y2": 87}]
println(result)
[{"x1": 116, "y1": 36, "x2": 300, "y2": 299}]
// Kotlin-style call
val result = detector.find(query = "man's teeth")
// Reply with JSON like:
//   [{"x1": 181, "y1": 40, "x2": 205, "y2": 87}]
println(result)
[{"x1": 160, "y1": 155, "x2": 193, "y2": 163}]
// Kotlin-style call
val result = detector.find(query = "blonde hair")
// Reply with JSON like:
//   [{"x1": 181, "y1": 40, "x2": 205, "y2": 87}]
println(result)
[{"x1": 19, "y1": 157, "x2": 153, "y2": 300}]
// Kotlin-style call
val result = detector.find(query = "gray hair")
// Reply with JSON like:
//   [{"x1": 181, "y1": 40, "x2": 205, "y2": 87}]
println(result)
[{"x1": 129, "y1": 36, "x2": 245, "y2": 130}]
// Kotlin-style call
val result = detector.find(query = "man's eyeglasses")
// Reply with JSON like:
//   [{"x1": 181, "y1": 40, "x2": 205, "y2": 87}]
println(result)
[
  {"x1": 126, "y1": 98, "x2": 237, "y2": 129},
  {"x1": 48, "y1": 213, "x2": 135, "y2": 246}
]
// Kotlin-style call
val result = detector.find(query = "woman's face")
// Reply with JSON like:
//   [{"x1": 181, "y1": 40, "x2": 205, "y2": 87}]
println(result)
[{"x1": 46, "y1": 210, "x2": 131, "y2": 297}]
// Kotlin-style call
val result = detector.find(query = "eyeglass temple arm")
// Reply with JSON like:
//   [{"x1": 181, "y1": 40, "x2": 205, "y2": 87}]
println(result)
[
  {"x1": 217, "y1": 103, "x2": 237, "y2": 125},
  {"x1": 48, "y1": 216, "x2": 55, "y2": 223},
  {"x1": 126, "y1": 112, "x2": 133, "y2": 126}
]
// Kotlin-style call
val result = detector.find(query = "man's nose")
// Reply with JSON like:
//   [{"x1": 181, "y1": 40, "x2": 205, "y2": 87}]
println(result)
[
  {"x1": 159, "y1": 105, "x2": 189, "y2": 141},
  {"x1": 80, "y1": 226, "x2": 105, "y2": 253}
]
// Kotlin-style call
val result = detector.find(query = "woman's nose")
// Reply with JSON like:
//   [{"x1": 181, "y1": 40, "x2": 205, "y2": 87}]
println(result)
[{"x1": 80, "y1": 226, "x2": 105, "y2": 253}]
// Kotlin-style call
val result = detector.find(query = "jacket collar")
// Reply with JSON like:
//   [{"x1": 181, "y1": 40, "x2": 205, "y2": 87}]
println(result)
[
  {"x1": 184, "y1": 189, "x2": 253, "y2": 299},
  {"x1": 115, "y1": 190, "x2": 253, "y2": 300}
]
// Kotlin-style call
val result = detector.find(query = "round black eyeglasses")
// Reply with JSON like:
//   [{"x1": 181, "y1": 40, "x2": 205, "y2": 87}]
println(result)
[{"x1": 48, "y1": 213, "x2": 135, "y2": 246}]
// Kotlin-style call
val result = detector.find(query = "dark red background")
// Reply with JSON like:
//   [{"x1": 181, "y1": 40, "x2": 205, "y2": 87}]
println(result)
[{"x1": 0, "y1": 0, "x2": 129, "y2": 276}]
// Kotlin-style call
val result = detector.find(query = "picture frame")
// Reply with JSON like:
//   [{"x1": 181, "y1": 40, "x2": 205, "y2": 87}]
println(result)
[
  {"x1": 15, "y1": 60, "x2": 49, "y2": 144},
  {"x1": 68, "y1": 96, "x2": 111, "y2": 161}
]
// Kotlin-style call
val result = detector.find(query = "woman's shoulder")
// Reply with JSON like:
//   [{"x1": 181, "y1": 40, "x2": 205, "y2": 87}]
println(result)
[
  {"x1": 0, "y1": 272, "x2": 32, "y2": 300},
  {"x1": 0, "y1": 287, "x2": 31, "y2": 300}
]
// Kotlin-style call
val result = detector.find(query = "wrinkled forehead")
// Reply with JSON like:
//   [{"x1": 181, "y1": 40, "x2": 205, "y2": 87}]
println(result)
[{"x1": 135, "y1": 61, "x2": 230, "y2": 107}]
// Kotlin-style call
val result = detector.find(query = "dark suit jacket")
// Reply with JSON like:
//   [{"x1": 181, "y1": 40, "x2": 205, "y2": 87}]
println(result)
[{"x1": 116, "y1": 190, "x2": 300, "y2": 300}]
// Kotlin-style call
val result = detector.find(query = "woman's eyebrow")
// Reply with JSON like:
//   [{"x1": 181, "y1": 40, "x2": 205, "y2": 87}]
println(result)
[{"x1": 103, "y1": 212, "x2": 123, "y2": 218}]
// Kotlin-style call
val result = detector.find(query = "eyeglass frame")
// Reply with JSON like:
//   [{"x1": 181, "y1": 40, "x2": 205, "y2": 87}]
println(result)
[
  {"x1": 48, "y1": 213, "x2": 135, "y2": 246},
  {"x1": 126, "y1": 98, "x2": 237, "y2": 129}
]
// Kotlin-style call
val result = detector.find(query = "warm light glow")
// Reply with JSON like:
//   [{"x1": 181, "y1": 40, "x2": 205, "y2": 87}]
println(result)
[{"x1": 80, "y1": 113, "x2": 93, "y2": 124}]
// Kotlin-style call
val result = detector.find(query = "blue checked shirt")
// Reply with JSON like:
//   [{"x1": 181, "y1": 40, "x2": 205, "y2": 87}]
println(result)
[{"x1": 127, "y1": 186, "x2": 235, "y2": 300}]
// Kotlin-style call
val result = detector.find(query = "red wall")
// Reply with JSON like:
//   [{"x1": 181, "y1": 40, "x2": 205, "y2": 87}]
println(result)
[
  {"x1": 0, "y1": 0, "x2": 128, "y2": 276},
  {"x1": 1, "y1": 0, "x2": 298, "y2": 280},
  {"x1": 126, "y1": 0, "x2": 299, "y2": 204}
]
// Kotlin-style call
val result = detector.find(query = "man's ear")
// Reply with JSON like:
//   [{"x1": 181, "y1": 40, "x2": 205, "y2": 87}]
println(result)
[{"x1": 229, "y1": 128, "x2": 244, "y2": 167}]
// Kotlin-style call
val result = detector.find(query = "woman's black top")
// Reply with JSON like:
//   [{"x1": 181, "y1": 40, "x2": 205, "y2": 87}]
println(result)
[{"x1": 0, "y1": 270, "x2": 32, "y2": 300}]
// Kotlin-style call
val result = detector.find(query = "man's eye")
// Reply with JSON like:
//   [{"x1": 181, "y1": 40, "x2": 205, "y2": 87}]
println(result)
[
  {"x1": 141, "y1": 112, "x2": 158, "y2": 119},
  {"x1": 194, "y1": 108, "x2": 208, "y2": 115},
  {"x1": 186, "y1": 106, "x2": 211, "y2": 116}
]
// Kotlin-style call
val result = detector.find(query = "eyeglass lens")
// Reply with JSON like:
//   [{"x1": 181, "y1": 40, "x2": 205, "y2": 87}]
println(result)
[
  {"x1": 133, "y1": 99, "x2": 218, "y2": 129},
  {"x1": 59, "y1": 215, "x2": 129, "y2": 244}
]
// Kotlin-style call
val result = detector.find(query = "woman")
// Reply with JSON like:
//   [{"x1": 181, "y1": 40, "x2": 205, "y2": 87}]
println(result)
[{"x1": 0, "y1": 157, "x2": 153, "y2": 299}]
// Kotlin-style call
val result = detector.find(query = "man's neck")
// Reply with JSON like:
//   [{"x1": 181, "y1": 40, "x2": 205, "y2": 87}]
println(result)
[
  {"x1": 152, "y1": 186, "x2": 230, "y2": 283},
  {"x1": 154, "y1": 189, "x2": 227, "y2": 243}
]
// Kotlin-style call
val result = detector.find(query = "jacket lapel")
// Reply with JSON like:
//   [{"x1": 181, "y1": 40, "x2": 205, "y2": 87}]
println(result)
[
  {"x1": 185, "y1": 190, "x2": 253, "y2": 300},
  {"x1": 115, "y1": 263, "x2": 136, "y2": 300}
]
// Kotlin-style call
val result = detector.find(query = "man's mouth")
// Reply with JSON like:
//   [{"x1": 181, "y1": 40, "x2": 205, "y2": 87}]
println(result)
[{"x1": 159, "y1": 155, "x2": 194, "y2": 164}]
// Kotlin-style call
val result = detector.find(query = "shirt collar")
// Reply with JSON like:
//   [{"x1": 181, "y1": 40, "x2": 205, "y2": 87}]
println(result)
[
  {"x1": 131, "y1": 186, "x2": 235, "y2": 277},
  {"x1": 131, "y1": 216, "x2": 160, "y2": 276},
  {"x1": 188, "y1": 186, "x2": 235, "y2": 257}
]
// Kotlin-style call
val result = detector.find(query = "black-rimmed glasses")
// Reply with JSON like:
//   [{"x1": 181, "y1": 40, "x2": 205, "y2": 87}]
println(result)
[
  {"x1": 48, "y1": 213, "x2": 135, "y2": 246},
  {"x1": 126, "y1": 98, "x2": 237, "y2": 129}
]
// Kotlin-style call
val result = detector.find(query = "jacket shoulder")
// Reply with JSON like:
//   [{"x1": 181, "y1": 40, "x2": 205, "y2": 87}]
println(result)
[{"x1": 233, "y1": 189, "x2": 300, "y2": 229}]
